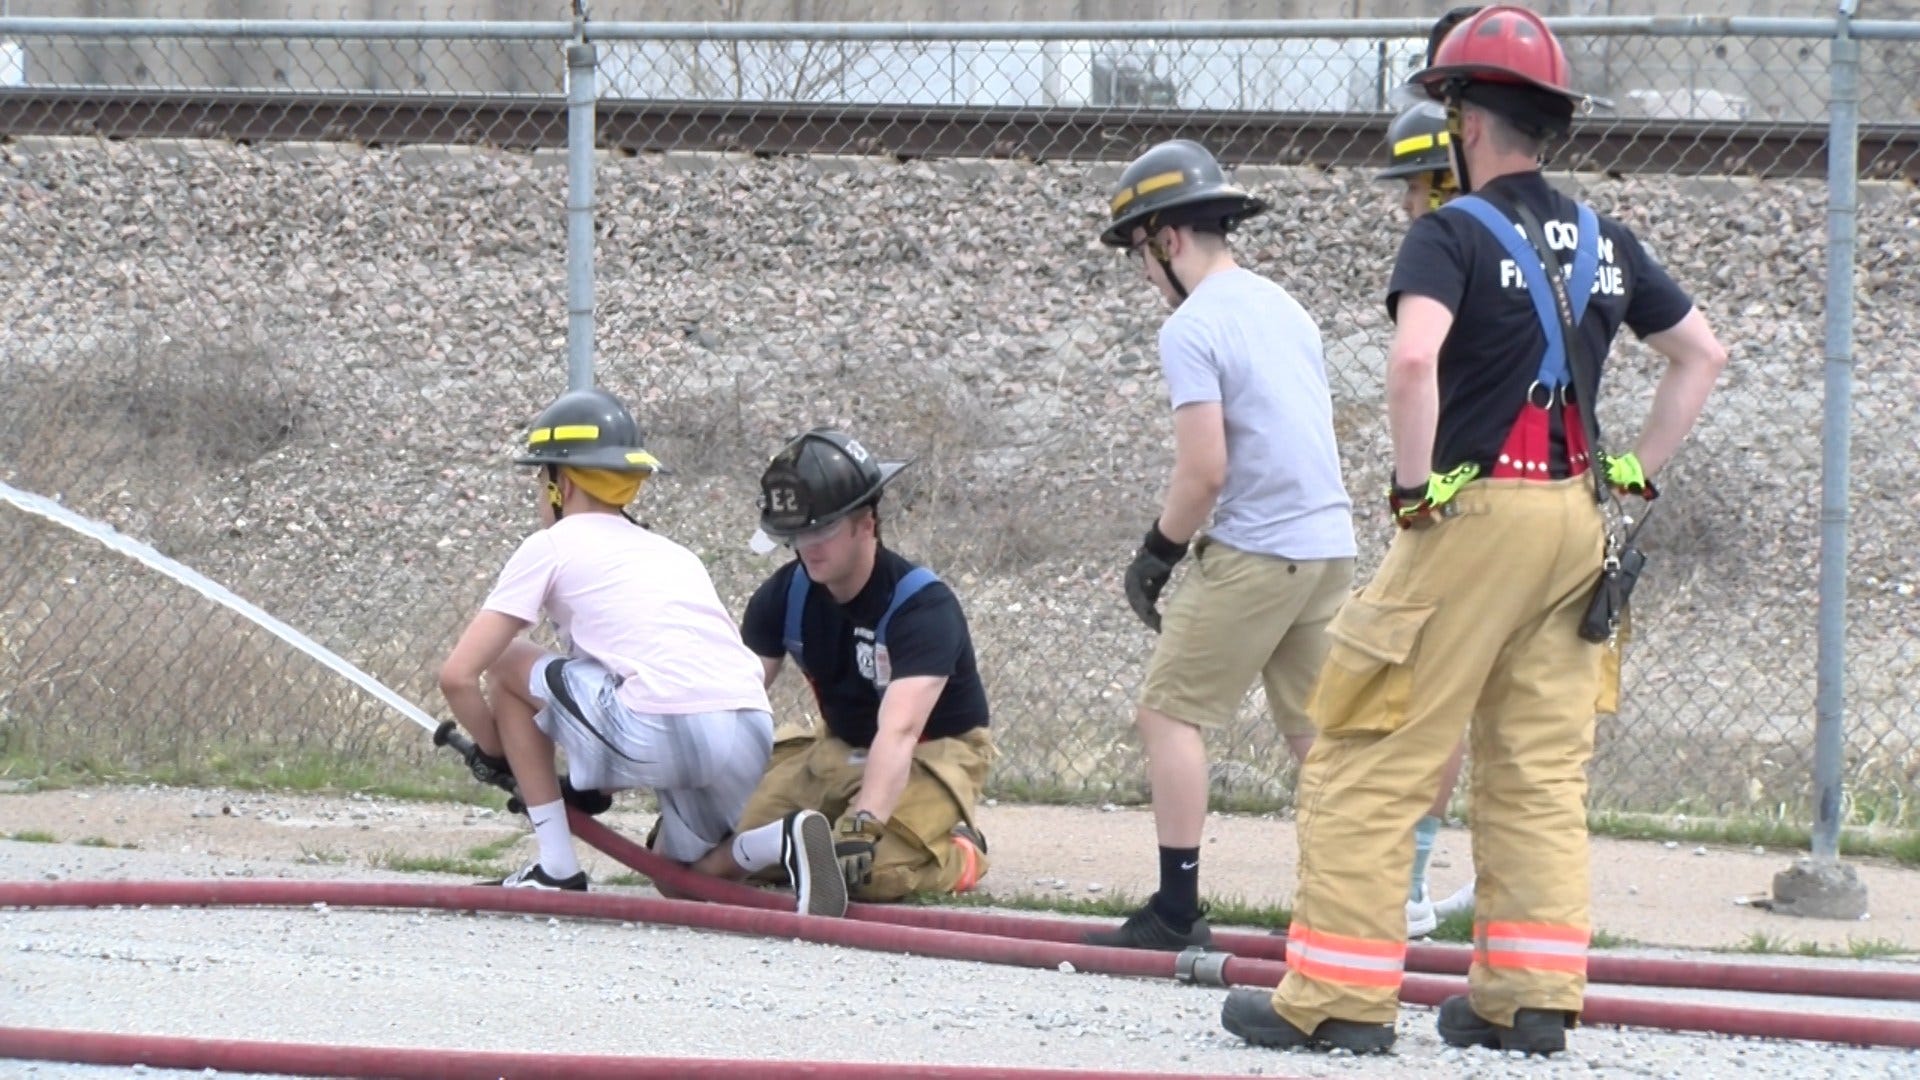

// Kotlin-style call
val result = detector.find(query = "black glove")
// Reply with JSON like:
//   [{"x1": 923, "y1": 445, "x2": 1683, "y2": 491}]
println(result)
[
  {"x1": 1124, "y1": 521, "x2": 1189, "y2": 633},
  {"x1": 560, "y1": 777, "x2": 614, "y2": 816},
  {"x1": 506, "y1": 776, "x2": 614, "y2": 817},
  {"x1": 467, "y1": 747, "x2": 514, "y2": 791},
  {"x1": 434, "y1": 721, "x2": 517, "y2": 793},
  {"x1": 834, "y1": 812, "x2": 885, "y2": 890}
]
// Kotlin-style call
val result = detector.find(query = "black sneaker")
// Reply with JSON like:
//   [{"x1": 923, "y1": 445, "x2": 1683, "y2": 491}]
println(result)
[
  {"x1": 1084, "y1": 899, "x2": 1211, "y2": 951},
  {"x1": 1221, "y1": 988, "x2": 1395, "y2": 1054},
  {"x1": 781, "y1": 809, "x2": 848, "y2": 918},
  {"x1": 1436, "y1": 995, "x2": 1570, "y2": 1055},
  {"x1": 491, "y1": 861, "x2": 588, "y2": 892}
]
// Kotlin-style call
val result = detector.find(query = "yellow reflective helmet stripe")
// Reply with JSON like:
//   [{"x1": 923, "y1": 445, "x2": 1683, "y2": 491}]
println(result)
[
  {"x1": 1108, "y1": 168, "x2": 1188, "y2": 214},
  {"x1": 1134, "y1": 170, "x2": 1186, "y2": 196},
  {"x1": 1392, "y1": 131, "x2": 1450, "y2": 159},
  {"x1": 527, "y1": 424, "x2": 601, "y2": 445}
]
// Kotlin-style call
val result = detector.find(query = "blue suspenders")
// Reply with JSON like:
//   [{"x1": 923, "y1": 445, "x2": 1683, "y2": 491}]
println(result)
[
  {"x1": 1443, "y1": 195, "x2": 1601, "y2": 388},
  {"x1": 782, "y1": 565, "x2": 940, "y2": 687}
]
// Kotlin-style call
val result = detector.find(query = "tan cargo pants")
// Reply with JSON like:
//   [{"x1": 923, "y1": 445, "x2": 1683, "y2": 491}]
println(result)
[
  {"x1": 1272, "y1": 478, "x2": 1619, "y2": 1031},
  {"x1": 737, "y1": 726, "x2": 996, "y2": 901}
]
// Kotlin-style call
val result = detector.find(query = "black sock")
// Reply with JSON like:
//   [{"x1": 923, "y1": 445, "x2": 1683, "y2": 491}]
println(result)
[{"x1": 1152, "y1": 846, "x2": 1202, "y2": 928}]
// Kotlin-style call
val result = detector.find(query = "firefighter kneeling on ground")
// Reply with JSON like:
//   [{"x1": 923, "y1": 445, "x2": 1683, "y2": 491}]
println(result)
[{"x1": 688, "y1": 429, "x2": 994, "y2": 909}]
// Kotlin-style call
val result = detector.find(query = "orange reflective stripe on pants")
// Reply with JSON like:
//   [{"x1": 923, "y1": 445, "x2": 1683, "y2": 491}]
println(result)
[
  {"x1": 1285, "y1": 925, "x2": 1406, "y2": 989},
  {"x1": 1269, "y1": 478, "x2": 1607, "y2": 1033},
  {"x1": 1480, "y1": 921, "x2": 1589, "y2": 976}
]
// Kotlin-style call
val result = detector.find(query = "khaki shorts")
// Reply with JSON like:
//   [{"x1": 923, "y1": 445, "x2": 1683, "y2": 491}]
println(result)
[{"x1": 1140, "y1": 537, "x2": 1353, "y2": 735}]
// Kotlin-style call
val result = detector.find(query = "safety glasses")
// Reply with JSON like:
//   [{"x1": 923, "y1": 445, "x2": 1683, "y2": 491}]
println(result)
[
  {"x1": 1125, "y1": 233, "x2": 1161, "y2": 265},
  {"x1": 786, "y1": 517, "x2": 852, "y2": 552}
]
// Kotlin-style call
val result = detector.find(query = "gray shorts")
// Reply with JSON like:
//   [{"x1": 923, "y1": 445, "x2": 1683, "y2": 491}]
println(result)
[{"x1": 530, "y1": 655, "x2": 774, "y2": 862}]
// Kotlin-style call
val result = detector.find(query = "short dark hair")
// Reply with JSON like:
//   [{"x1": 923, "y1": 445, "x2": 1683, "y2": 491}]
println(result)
[{"x1": 1465, "y1": 100, "x2": 1551, "y2": 159}]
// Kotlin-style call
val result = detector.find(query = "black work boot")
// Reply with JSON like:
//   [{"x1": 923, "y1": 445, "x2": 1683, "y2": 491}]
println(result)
[
  {"x1": 1436, "y1": 995, "x2": 1572, "y2": 1055},
  {"x1": 1220, "y1": 988, "x2": 1395, "y2": 1054},
  {"x1": 1083, "y1": 898, "x2": 1211, "y2": 951}
]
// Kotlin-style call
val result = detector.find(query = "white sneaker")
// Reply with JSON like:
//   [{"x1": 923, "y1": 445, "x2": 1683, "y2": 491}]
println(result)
[
  {"x1": 781, "y1": 809, "x2": 848, "y2": 918},
  {"x1": 1433, "y1": 877, "x2": 1477, "y2": 920},
  {"x1": 492, "y1": 861, "x2": 588, "y2": 892},
  {"x1": 1406, "y1": 884, "x2": 1437, "y2": 938}
]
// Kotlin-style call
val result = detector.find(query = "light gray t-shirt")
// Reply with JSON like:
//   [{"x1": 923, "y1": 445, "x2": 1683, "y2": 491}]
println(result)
[{"x1": 1158, "y1": 267, "x2": 1356, "y2": 560}]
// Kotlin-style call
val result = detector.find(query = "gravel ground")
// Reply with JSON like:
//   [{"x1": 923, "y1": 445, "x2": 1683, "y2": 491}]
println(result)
[
  {"x1": 5, "y1": 840, "x2": 1920, "y2": 1079},
  {"x1": 0, "y1": 137, "x2": 1916, "y2": 815},
  {"x1": 5, "y1": 782, "x2": 1920, "y2": 1080},
  {"x1": 7, "y1": 784, "x2": 1919, "y2": 954}
]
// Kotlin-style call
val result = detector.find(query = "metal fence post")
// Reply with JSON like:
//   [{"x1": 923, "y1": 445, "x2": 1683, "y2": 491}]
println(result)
[
  {"x1": 1768, "y1": 0, "x2": 1870, "y2": 921},
  {"x1": 565, "y1": 3, "x2": 597, "y2": 392}
]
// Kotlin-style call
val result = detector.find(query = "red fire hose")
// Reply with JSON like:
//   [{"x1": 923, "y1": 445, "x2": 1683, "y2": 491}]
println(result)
[
  {"x1": 0, "y1": 1025, "x2": 1277, "y2": 1080},
  {"x1": 568, "y1": 814, "x2": 1920, "y2": 1005},
  {"x1": 6, "y1": 878, "x2": 1919, "y2": 1051}
]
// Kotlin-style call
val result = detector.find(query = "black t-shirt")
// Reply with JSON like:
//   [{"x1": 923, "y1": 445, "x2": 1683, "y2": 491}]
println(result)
[
  {"x1": 1386, "y1": 171, "x2": 1695, "y2": 476},
  {"x1": 741, "y1": 548, "x2": 990, "y2": 749}
]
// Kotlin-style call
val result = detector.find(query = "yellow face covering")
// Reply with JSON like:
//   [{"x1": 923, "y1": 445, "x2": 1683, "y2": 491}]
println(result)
[{"x1": 561, "y1": 466, "x2": 646, "y2": 508}]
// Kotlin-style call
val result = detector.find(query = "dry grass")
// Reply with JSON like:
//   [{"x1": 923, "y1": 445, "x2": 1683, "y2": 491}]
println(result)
[{"x1": 3, "y1": 476, "x2": 1917, "y2": 826}]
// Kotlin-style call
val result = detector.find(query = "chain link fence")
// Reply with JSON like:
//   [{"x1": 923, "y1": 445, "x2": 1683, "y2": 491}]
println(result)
[{"x1": 0, "y1": 9, "x2": 1914, "y2": 834}]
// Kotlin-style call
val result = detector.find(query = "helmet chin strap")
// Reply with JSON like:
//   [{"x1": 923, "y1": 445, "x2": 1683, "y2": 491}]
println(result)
[
  {"x1": 1146, "y1": 224, "x2": 1190, "y2": 304},
  {"x1": 544, "y1": 464, "x2": 566, "y2": 521},
  {"x1": 1155, "y1": 251, "x2": 1189, "y2": 303}
]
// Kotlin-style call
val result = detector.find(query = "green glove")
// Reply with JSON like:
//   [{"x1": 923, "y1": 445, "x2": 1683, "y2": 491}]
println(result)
[
  {"x1": 1390, "y1": 463, "x2": 1481, "y2": 529},
  {"x1": 1603, "y1": 452, "x2": 1658, "y2": 499}
]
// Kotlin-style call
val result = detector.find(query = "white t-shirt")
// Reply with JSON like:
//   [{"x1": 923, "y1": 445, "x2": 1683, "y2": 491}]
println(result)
[
  {"x1": 1159, "y1": 267, "x2": 1356, "y2": 561},
  {"x1": 483, "y1": 513, "x2": 771, "y2": 717}
]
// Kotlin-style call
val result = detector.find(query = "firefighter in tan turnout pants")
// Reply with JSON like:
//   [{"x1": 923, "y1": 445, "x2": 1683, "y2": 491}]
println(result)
[
  {"x1": 1221, "y1": 6, "x2": 1728, "y2": 1056},
  {"x1": 723, "y1": 430, "x2": 994, "y2": 904}
]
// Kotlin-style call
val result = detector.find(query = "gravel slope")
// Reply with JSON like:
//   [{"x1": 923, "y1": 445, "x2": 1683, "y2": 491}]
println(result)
[{"x1": 1, "y1": 137, "x2": 1915, "y2": 819}]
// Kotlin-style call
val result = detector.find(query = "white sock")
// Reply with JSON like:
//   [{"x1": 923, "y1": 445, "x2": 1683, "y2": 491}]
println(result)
[
  {"x1": 730, "y1": 820, "x2": 788, "y2": 873},
  {"x1": 526, "y1": 800, "x2": 581, "y2": 879}
]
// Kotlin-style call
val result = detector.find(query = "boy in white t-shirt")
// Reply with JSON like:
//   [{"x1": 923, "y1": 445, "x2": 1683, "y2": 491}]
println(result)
[{"x1": 438, "y1": 388, "x2": 845, "y2": 915}]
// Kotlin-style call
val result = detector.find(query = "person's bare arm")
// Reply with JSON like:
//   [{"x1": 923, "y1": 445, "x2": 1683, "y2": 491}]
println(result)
[
  {"x1": 1631, "y1": 309, "x2": 1729, "y2": 476},
  {"x1": 1155, "y1": 402, "x2": 1228, "y2": 543},
  {"x1": 850, "y1": 675, "x2": 946, "y2": 822},
  {"x1": 437, "y1": 610, "x2": 529, "y2": 753},
  {"x1": 1386, "y1": 294, "x2": 1456, "y2": 488}
]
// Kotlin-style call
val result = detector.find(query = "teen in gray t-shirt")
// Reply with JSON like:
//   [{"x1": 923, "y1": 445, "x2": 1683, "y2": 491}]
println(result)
[
  {"x1": 1083, "y1": 139, "x2": 1358, "y2": 955},
  {"x1": 1159, "y1": 267, "x2": 1356, "y2": 561}
]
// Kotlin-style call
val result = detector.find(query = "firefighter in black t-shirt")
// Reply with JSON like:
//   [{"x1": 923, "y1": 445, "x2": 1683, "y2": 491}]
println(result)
[
  {"x1": 1223, "y1": 5, "x2": 1727, "y2": 1058},
  {"x1": 727, "y1": 428, "x2": 993, "y2": 902}
]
